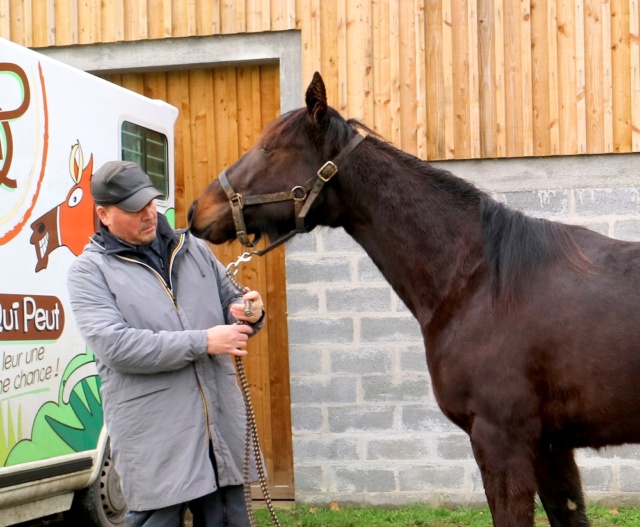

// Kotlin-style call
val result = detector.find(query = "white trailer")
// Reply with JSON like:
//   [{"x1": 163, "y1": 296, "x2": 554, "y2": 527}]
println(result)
[{"x1": 0, "y1": 37, "x2": 178, "y2": 526}]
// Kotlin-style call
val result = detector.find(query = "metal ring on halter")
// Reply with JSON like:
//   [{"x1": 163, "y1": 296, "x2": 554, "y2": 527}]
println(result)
[{"x1": 292, "y1": 185, "x2": 307, "y2": 200}]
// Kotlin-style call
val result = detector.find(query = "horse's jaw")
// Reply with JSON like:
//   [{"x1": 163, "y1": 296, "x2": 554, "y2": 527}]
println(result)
[{"x1": 189, "y1": 213, "x2": 236, "y2": 245}]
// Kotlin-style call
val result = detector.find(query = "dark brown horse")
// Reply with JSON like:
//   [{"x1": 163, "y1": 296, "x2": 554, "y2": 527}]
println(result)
[{"x1": 188, "y1": 72, "x2": 640, "y2": 527}]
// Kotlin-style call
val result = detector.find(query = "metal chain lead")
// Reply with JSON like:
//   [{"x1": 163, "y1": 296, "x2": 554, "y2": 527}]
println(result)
[{"x1": 226, "y1": 253, "x2": 281, "y2": 527}]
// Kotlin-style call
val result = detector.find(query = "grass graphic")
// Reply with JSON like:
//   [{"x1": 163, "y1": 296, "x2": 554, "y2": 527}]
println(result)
[
  {"x1": 45, "y1": 377, "x2": 103, "y2": 452},
  {"x1": 4, "y1": 350, "x2": 103, "y2": 466},
  {"x1": 0, "y1": 403, "x2": 22, "y2": 466}
]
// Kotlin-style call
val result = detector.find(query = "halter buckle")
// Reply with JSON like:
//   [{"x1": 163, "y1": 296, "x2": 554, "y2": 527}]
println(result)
[
  {"x1": 230, "y1": 193, "x2": 244, "y2": 209},
  {"x1": 317, "y1": 161, "x2": 338, "y2": 182}
]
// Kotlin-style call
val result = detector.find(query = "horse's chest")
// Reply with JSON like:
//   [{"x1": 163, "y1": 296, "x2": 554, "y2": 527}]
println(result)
[{"x1": 425, "y1": 327, "x2": 534, "y2": 428}]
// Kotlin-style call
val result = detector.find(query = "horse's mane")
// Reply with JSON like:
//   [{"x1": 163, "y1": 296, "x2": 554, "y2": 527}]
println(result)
[
  {"x1": 266, "y1": 107, "x2": 589, "y2": 301},
  {"x1": 358, "y1": 125, "x2": 591, "y2": 301},
  {"x1": 480, "y1": 196, "x2": 590, "y2": 301}
]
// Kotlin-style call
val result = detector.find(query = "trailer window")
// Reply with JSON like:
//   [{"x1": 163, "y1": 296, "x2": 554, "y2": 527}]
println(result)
[{"x1": 121, "y1": 121, "x2": 169, "y2": 199}]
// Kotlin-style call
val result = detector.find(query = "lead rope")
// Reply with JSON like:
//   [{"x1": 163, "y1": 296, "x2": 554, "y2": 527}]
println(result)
[{"x1": 226, "y1": 254, "x2": 281, "y2": 527}]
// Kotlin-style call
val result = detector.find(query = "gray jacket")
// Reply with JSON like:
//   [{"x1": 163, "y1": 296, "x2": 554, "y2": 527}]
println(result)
[{"x1": 67, "y1": 215, "x2": 262, "y2": 511}]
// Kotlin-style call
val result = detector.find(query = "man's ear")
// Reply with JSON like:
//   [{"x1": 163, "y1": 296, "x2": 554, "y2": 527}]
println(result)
[{"x1": 96, "y1": 205, "x2": 109, "y2": 225}]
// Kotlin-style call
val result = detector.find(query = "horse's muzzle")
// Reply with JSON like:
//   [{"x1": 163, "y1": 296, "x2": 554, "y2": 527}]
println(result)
[{"x1": 187, "y1": 199, "x2": 197, "y2": 230}]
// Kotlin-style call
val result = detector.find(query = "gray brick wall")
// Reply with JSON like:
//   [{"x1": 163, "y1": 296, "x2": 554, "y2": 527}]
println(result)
[{"x1": 285, "y1": 152, "x2": 640, "y2": 506}]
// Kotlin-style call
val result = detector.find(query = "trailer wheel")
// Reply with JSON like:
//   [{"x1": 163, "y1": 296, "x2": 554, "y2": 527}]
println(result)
[{"x1": 67, "y1": 442, "x2": 128, "y2": 526}]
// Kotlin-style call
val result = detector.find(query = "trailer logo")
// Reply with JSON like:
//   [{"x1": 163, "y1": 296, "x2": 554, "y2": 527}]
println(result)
[
  {"x1": 0, "y1": 293, "x2": 64, "y2": 340},
  {"x1": 0, "y1": 63, "x2": 31, "y2": 190},
  {"x1": 29, "y1": 142, "x2": 96, "y2": 271},
  {"x1": 0, "y1": 61, "x2": 48, "y2": 246}
]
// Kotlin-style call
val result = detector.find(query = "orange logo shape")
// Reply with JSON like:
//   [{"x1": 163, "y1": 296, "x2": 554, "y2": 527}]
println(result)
[{"x1": 29, "y1": 142, "x2": 96, "y2": 272}]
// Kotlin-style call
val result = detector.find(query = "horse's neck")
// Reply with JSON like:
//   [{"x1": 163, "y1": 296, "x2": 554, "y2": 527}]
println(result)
[{"x1": 339, "y1": 168, "x2": 484, "y2": 327}]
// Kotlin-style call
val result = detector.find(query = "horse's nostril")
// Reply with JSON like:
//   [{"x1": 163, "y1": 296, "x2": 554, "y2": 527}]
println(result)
[{"x1": 187, "y1": 200, "x2": 197, "y2": 228}]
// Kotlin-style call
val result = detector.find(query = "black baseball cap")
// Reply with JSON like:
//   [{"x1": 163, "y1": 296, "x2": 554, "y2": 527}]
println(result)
[{"x1": 91, "y1": 161, "x2": 162, "y2": 212}]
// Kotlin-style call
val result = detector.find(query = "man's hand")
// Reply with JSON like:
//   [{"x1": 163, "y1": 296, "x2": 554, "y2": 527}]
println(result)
[
  {"x1": 229, "y1": 289, "x2": 264, "y2": 324},
  {"x1": 206, "y1": 324, "x2": 253, "y2": 356}
]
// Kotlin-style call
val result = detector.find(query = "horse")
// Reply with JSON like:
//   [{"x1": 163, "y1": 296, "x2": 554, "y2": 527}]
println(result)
[{"x1": 188, "y1": 71, "x2": 640, "y2": 527}]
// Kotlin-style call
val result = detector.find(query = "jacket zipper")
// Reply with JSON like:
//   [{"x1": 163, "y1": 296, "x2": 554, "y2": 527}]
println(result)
[
  {"x1": 114, "y1": 233, "x2": 185, "y2": 304},
  {"x1": 168, "y1": 236, "x2": 213, "y2": 445},
  {"x1": 115, "y1": 235, "x2": 212, "y2": 445},
  {"x1": 115, "y1": 255, "x2": 176, "y2": 304}
]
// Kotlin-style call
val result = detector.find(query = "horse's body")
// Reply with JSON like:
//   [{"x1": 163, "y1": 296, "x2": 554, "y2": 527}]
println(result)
[{"x1": 189, "y1": 72, "x2": 640, "y2": 527}]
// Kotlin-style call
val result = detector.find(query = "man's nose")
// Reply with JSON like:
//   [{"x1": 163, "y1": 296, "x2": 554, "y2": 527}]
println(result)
[{"x1": 140, "y1": 201, "x2": 156, "y2": 217}]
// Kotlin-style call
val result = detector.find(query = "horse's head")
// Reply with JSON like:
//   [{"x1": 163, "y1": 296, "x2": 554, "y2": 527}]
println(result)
[
  {"x1": 188, "y1": 72, "x2": 364, "y2": 249},
  {"x1": 29, "y1": 142, "x2": 96, "y2": 271}
]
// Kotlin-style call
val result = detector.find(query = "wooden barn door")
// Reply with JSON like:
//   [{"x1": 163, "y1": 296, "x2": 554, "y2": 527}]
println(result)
[{"x1": 104, "y1": 65, "x2": 294, "y2": 500}]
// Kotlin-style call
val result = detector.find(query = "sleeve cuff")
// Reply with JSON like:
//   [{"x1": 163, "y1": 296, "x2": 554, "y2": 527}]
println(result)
[{"x1": 249, "y1": 309, "x2": 266, "y2": 329}]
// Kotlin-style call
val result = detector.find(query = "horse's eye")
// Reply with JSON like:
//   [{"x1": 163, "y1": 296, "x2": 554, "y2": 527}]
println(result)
[
  {"x1": 67, "y1": 188, "x2": 84, "y2": 208},
  {"x1": 260, "y1": 146, "x2": 269, "y2": 155}
]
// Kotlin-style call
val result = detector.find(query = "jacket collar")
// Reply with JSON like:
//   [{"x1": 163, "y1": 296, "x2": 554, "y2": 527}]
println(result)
[{"x1": 91, "y1": 213, "x2": 184, "y2": 257}]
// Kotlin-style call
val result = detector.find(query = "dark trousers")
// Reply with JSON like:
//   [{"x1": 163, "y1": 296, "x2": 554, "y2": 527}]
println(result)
[{"x1": 126, "y1": 485, "x2": 250, "y2": 527}]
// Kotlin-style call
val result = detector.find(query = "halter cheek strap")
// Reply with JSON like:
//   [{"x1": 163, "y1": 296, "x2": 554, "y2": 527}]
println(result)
[
  {"x1": 219, "y1": 171, "x2": 252, "y2": 247},
  {"x1": 297, "y1": 133, "x2": 365, "y2": 222}
]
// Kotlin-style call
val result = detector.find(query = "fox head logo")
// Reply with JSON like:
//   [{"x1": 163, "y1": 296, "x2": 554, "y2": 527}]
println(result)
[{"x1": 30, "y1": 142, "x2": 97, "y2": 272}]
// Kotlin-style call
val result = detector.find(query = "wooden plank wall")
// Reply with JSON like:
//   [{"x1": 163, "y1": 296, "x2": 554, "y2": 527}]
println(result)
[{"x1": 1, "y1": 0, "x2": 638, "y2": 160}]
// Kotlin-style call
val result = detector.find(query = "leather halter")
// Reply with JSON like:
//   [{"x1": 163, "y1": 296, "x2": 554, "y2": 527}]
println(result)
[{"x1": 218, "y1": 132, "x2": 365, "y2": 256}]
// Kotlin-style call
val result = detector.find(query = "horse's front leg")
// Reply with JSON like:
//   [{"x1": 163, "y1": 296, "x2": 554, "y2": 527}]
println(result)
[
  {"x1": 534, "y1": 445, "x2": 589, "y2": 526},
  {"x1": 470, "y1": 417, "x2": 538, "y2": 527}
]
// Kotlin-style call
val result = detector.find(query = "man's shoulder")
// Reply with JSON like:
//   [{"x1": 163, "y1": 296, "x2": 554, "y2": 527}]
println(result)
[
  {"x1": 68, "y1": 239, "x2": 105, "y2": 269},
  {"x1": 183, "y1": 230, "x2": 211, "y2": 253},
  {"x1": 181, "y1": 232, "x2": 228, "y2": 272}
]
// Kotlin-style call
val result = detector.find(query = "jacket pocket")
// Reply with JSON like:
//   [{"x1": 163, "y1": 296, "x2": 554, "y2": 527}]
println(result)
[{"x1": 114, "y1": 383, "x2": 172, "y2": 406}]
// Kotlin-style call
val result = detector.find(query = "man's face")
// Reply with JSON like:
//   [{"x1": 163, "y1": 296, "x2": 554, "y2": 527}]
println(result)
[{"x1": 96, "y1": 200, "x2": 158, "y2": 246}]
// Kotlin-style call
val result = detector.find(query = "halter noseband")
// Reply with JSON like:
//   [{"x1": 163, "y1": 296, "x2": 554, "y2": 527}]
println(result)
[{"x1": 218, "y1": 132, "x2": 365, "y2": 256}]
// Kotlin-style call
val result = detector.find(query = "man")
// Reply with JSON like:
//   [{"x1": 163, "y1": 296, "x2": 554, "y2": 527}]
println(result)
[{"x1": 67, "y1": 160, "x2": 264, "y2": 527}]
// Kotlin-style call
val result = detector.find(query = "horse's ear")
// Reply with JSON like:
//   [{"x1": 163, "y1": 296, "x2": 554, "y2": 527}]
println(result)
[{"x1": 305, "y1": 72, "x2": 328, "y2": 125}]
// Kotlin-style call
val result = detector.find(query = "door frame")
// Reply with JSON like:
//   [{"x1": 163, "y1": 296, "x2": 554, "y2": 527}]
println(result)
[
  {"x1": 37, "y1": 30, "x2": 302, "y2": 114},
  {"x1": 38, "y1": 31, "x2": 302, "y2": 499}
]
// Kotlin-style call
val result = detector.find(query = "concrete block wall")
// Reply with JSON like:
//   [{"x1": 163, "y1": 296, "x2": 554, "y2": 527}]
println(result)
[{"x1": 285, "y1": 152, "x2": 640, "y2": 506}]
